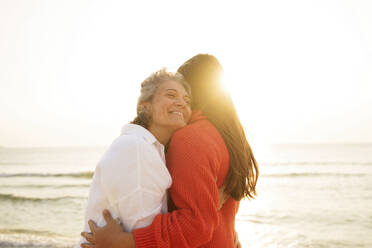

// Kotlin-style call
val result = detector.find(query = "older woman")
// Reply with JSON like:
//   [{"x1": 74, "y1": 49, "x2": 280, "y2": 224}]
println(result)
[
  {"x1": 81, "y1": 54, "x2": 258, "y2": 248},
  {"x1": 75, "y1": 69, "x2": 192, "y2": 248}
]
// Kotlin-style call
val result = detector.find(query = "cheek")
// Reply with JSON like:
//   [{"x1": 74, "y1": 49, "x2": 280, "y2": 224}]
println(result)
[
  {"x1": 186, "y1": 108, "x2": 192, "y2": 120},
  {"x1": 151, "y1": 102, "x2": 169, "y2": 120},
  {"x1": 158, "y1": 99, "x2": 173, "y2": 112}
]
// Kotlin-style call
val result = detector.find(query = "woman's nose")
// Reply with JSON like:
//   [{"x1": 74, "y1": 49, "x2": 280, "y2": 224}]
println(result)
[{"x1": 175, "y1": 97, "x2": 187, "y2": 107}]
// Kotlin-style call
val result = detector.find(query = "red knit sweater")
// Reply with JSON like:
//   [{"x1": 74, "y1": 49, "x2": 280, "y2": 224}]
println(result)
[{"x1": 133, "y1": 111, "x2": 239, "y2": 247}]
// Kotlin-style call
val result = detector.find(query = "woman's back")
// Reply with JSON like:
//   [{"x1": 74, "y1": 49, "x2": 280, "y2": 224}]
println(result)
[
  {"x1": 133, "y1": 111, "x2": 238, "y2": 248},
  {"x1": 168, "y1": 112, "x2": 237, "y2": 247}
]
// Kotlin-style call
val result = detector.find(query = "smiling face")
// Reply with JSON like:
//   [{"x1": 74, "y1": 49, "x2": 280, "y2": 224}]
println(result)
[{"x1": 144, "y1": 80, "x2": 191, "y2": 135}]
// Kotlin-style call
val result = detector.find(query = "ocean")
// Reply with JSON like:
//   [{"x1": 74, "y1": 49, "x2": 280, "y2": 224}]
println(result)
[{"x1": 0, "y1": 144, "x2": 371, "y2": 248}]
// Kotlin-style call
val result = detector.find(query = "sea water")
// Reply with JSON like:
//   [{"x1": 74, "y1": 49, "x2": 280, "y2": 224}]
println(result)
[{"x1": 0, "y1": 144, "x2": 371, "y2": 247}]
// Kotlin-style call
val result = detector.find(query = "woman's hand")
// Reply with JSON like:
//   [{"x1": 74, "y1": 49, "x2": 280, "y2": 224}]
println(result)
[{"x1": 81, "y1": 209, "x2": 136, "y2": 248}]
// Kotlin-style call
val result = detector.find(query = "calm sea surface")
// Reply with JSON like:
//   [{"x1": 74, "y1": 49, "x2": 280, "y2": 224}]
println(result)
[{"x1": 0, "y1": 144, "x2": 371, "y2": 248}]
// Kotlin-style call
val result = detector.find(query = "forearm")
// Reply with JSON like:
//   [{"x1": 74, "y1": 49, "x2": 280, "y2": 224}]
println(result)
[
  {"x1": 132, "y1": 170, "x2": 220, "y2": 247},
  {"x1": 115, "y1": 232, "x2": 136, "y2": 248},
  {"x1": 133, "y1": 207, "x2": 218, "y2": 248},
  {"x1": 81, "y1": 210, "x2": 137, "y2": 248}
]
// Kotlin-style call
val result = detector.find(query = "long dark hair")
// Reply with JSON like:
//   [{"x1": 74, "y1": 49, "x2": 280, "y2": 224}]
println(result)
[{"x1": 177, "y1": 54, "x2": 259, "y2": 201}]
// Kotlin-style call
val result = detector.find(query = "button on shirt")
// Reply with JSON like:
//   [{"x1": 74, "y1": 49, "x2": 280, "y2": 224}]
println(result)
[{"x1": 75, "y1": 124, "x2": 172, "y2": 247}]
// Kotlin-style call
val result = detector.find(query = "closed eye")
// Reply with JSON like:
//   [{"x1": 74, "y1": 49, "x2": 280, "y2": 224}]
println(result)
[{"x1": 166, "y1": 93, "x2": 176, "y2": 98}]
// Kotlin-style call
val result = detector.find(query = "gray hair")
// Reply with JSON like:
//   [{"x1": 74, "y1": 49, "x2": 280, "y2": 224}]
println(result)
[{"x1": 131, "y1": 68, "x2": 191, "y2": 128}]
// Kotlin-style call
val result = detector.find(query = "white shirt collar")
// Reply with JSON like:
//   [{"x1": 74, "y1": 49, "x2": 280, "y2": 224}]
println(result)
[{"x1": 121, "y1": 124, "x2": 158, "y2": 145}]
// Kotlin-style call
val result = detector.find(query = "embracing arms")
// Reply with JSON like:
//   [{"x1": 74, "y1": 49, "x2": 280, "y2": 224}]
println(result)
[
  {"x1": 82, "y1": 123, "x2": 238, "y2": 247},
  {"x1": 78, "y1": 135, "x2": 171, "y2": 247}
]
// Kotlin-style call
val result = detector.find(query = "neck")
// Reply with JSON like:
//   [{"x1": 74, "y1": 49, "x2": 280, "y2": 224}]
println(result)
[{"x1": 148, "y1": 125, "x2": 173, "y2": 146}]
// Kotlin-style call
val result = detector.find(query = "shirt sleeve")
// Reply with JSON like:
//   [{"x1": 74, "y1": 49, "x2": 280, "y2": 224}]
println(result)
[
  {"x1": 99, "y1": 135, "x2": 171, "y2": 231},
  {"x1": 75, "y1": 165, "x2": 108, "y2": 248},
  {"x1": 133, "y1": 129, "x2": 221, "y2": 248}
]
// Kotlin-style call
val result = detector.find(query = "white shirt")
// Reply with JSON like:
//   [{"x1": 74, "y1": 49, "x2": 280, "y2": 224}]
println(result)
[{"x1": 75, "y1": 124, "x2": 172, "y2": 247}]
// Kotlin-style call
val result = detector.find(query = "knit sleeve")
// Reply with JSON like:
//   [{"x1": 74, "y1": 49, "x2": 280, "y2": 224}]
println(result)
[{"x1": 132, "y1": 128, "x2": 221, "y2": 248}]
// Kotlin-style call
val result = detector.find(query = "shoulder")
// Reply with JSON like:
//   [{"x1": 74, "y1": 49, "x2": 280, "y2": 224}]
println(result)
[
  {"x1": 170, "y1": 119, "x2": 220, "y2": 149},
  {"x1": 105, "y1": 135, "x2": 140, "y2": 157},
  {"x1": 98, "y1": 134, "x2": 163, "y2": 186},
  {"x1": 112, "y1": 134, "x2": 139, "y2": 146},
  {"x1": 167, "y1": 121, "x2": 224, "y2": 170},
  {"x1": 108, "y1": 131, "x2": 159, "y2": 154},
  {"x1": 99, "y1": 134, "x2": 149, "y2": 169},
  {"x1": 166, "y1": 120, "x2": 223, "y2": 177},
  {"x1": 167, "y1": 119, "x2": 227, "y2": 167},
  {"x1": 173, "y1": 119, "x2": 214, "y2": 139},
  {"x1": 101, "y1": 133, "x2": 163, "y2": 167}
]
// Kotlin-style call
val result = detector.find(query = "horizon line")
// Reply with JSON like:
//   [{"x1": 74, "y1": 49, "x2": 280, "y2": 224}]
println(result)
[{"x1": 2, "y1": 142, "x2": 372, "y2": 149}]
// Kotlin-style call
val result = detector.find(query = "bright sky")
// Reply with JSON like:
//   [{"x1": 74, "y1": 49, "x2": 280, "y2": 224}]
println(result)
[{"x1": 1, "y1": 0, "x2": 371, "y2": 147}]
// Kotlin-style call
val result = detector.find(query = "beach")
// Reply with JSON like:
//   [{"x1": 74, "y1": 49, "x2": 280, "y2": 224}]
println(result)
[{"x1": 0, "y1": 144, "x2": 371, "y2": 247}]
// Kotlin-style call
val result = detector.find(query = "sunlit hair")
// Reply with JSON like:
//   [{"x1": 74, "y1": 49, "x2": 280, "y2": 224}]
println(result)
[
  {"x1": 177, "y1": 54, "x2": 259, "y2": 201},
  {"x1": 131, "y1": 68, "x2": 191, "y2": 129}
]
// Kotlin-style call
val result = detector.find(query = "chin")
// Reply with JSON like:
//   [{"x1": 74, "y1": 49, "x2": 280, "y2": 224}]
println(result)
[{"x1": 170, "y1": 122, "x2": 187, "y2": 130}]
